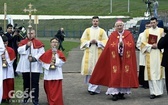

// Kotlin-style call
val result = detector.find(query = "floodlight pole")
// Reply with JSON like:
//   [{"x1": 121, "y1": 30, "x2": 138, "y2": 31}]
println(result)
[
  {"x1": 4, "y1": 3, "x2": 7, "y2": 33},
  {"x1": 110, "y1": 0, "x2": 113, "y2": 13},
  {"x1": 128, "y1": 0, "x2": 130, "y2": 13},
  {"x1": 34, "y1": 15, "x2": 39, "y2": 38},
  {"x1": 23, "y1": 3, "x2": 37, "y2": 101}
]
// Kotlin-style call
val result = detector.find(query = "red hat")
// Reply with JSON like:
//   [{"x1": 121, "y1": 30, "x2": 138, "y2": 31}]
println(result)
[
  {"x1": 115, "y1": 19, "x2": 124, "y2": 26},
  {"x1": 116, "y1": 19, "x2": 124, "y2": 23}
]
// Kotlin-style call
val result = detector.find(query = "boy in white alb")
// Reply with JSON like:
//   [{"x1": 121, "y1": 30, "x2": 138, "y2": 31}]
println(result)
[
  {"x1": 1, "y1": 36, "x2": 15, "y2": 103},
  {"x1": 39, "y1": 37, "x2": 66, "y2": 105}
]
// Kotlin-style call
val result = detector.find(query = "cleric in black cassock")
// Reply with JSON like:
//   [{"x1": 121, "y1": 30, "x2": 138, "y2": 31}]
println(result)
[{"x1": 5, "y1": 24, "x2": 24, "y2": 76}]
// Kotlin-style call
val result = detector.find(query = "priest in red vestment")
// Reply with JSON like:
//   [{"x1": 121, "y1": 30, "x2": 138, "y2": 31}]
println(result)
[{"x1": 89, "y1": 20, "x2": 139, "y2": 101}]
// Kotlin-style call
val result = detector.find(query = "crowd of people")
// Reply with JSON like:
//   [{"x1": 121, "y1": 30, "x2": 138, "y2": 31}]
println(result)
[{"x1": 0, "y1": 15, "x2": 168, "y2": 105}]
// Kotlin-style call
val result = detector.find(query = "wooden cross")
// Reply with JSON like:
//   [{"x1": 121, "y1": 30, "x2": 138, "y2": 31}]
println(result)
[{"x1": 23, "y1": 3, "x2": 37, "y2": 28}]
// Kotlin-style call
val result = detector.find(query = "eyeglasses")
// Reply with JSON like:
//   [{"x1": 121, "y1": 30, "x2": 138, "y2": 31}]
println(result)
[{"x1": 51, "y1": 41, "x2": 59, "y2": 43}]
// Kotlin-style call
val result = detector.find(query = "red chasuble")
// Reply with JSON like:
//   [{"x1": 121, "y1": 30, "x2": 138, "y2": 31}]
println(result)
[
  {"x1": 39, "y1": 49, "x2": 66, "y2": 64},
  {"x1": 89, "y1": 30, "x2": 139, "y2": 88},
  {"x1": 6, "y1": 47, "x2": 16, "y2": 61},
  {"x1": 19, "y1": 38, "x2": 44, "y2": 49}
]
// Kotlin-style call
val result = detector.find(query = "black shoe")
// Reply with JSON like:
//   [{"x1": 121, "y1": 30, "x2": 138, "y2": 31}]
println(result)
[
  {"x1": 143, "y1": 86, "x2": 149, "y2": 89},
  {"x1": 112, "y1": 94, "x2": 118, "y2": 101},
  {"x1": 88, "y1": 91, "x2": 97, "y2": 95},
  {"x1": 150, "y1": 95, "x2": 156, "y2": 99},
  {"x1": 143, "y1": 85, "x2": 149, "y2": 89},
  {"x1": 33, "y1": 101, "x2": 39, "y2": 105},
  {"x1": 6, "y1": 99, "x2": 10, "y2": 103},
  {"x1": 118, "y1": 93, "x2": 125, "y2": 100},
  {"x1": 33, "y1": 103, "x2": 39, "y2": 105},
  {"x1": 2, "y1": 99, "x2": 7, "y2": 103},
  {"x1": 62, "y1": 48, "x2": 65, "y2": 51},
  {"x1": 23, "y1": 98, "x2": 29, "y2": 103},
  {"x1": 1, "y1": 99, "x2": 10, "y2": 103}
]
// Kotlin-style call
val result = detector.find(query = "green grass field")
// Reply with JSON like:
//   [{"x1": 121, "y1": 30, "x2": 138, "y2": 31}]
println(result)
[
  {"x1": 0, "y1": 0, "x2": 167, "y2": 38},
  {"x1": 0, "y1": 0, "x2": 167, "y2": 17}
]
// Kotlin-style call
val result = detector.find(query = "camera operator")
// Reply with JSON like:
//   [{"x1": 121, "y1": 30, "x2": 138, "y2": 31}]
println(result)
[
  {"x1": 12, "y1": 28, "x2": 24, "y2": 77},
  {"x1": 144, "y1": 0, "x2": 152, "y2": 17},
  {"x1": 153, "y1": 0, "x2": 159, "y2": 18},
  {"x1": 4, "y1": 24, "x2": 24, "y2": 77}
]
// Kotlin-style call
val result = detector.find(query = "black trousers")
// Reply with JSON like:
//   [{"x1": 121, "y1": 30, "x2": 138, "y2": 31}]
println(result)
[
  {"x1": 13, "y1": 51, "x2": 18, "y2": 74},
  {"x1": 138, "y1": 66, "x2": 148, "y2": 88},
  {"x1": 58, "y1": 41, "x2": 64, "y2": 51},
  {"x1": 22, "y1": 72, "x2": 40, "y2": 103},
  {"x1": 165, "y1": 67, "x2": 168, "y2": 93}
]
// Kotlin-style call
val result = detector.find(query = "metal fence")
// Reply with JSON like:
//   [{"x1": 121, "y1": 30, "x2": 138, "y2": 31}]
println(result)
[{"x1": 37, "y1": 30, "x2": 84, "y2": 38}]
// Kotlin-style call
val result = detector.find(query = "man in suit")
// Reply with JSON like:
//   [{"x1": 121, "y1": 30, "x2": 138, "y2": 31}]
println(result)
[{"x1": 55, "y1": 28, "x2": 65, "y2": 51}]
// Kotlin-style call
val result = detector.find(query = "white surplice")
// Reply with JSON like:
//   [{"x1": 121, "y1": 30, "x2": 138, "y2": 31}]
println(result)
[
  {"x1": 16, "y1": 44, "x2": 45, "y2": 73},
  {"x1": 136, "y1": 32, "x2": 145, "y2": 66},
  {"x1": 80, "y1": 26, "x2": 108, "y2": 75},
  {"x1": 41, "y1": 53, "x2": 65, "y2": 80},
  {"x1": 3, "y1": 50, "x2": 15, "y2": 80}
]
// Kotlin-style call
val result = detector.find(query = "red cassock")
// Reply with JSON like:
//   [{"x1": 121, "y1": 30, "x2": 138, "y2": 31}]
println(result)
[
  {"x1": 89, "y1": 30, "x2": 139, "y2": 88},
  {"x1": 3, "y1": 47, "x2": 15, "y2": 100},
  {"x1": 44, "y1": 80, "x2": 63, "y2": 105}
]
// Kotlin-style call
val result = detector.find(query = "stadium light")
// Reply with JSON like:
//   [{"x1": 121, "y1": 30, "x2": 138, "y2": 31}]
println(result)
[
  {"x1": 128, "y1": 0, "x2": 130, "y2": 13},
  {"x1": 110, "y1": 0, "x2": 112, "y2": 13}
]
